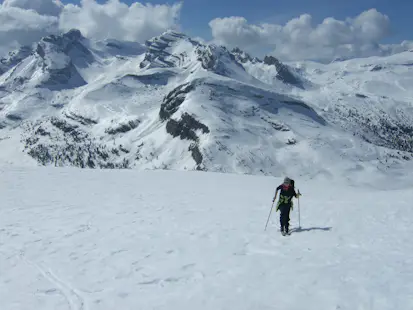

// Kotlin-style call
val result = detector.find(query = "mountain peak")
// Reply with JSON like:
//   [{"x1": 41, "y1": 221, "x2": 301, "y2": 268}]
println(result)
[
  {"x1": 41, "y1": 29, "x2": 84, "y2": 44},
  {"x1": 62, "y1": 29, "x2": 84, "y2": 41},
  {"x1": 0, "y1": 28, "x2": 89, "y2": 92},
  {"x1": 139, "y1": 30, "x2": 201, "y2": 69},
  {"x1": 0, "y1": 46, "x2": 33, "y2": 75},
  {"x1": 195, "y1": 44, "x2": 247, "y2": 78},
  {"x1": 145, "y1": 30, "x2": 191, "y2": 45},
  {"x1": 263, "y1": 55, "x2": 281, "y2": 66},
  {"x1": 1, "y1": 30, "x2": 413, "y2": 177},
  {"x1": 231, "y1": 47, "x2": 254, "y2": 63},
  {"x1": 39, "y1": 29, "x2": 85, "y2": 53}
]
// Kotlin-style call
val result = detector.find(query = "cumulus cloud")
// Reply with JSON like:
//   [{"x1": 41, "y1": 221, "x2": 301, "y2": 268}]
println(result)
[
  {"x1": 0, "y1": 1, "x2": 410, "y2": 63},
  {"x1": 209, "y1": 9, "x2": 409, "y2": 62},
  {"x1": 59, "y1": 0, "x2": 182, "y2": 42},
  {"x1": 0, "y1": 5, "x2": 58, "y2": 56},
  {"x1": 2, "y1": 0, "x2": 63, "y2": 16},
  {"x1": 0, "y1": 0, "x2": 182, "y2": 56},
  {"x1": 209, "y1": 16, "x2": 276, "y2": 49}
]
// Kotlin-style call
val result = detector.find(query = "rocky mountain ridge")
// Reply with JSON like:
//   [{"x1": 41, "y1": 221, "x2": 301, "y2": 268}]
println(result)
[{"x1": 0, "y1": 29, "x2": 412, "y2": 179}]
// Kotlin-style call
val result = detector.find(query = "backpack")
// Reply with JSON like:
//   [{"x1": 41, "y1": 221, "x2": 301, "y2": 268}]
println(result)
[{"x1": 277, "y1": 178, "x2": 296, "y2": 209}]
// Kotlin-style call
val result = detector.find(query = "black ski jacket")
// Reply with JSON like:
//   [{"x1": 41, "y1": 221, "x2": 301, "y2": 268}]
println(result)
[{"x1": 275, "y1": 184, "x2": 298, "y2": 206}]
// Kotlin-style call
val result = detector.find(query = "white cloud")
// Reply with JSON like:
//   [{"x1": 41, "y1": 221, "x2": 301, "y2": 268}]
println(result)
[
  {"x1": 209, "y1": 16, "x2": 273, "y2": 49},
  {"x1": 0, "y1": 6, "x2": 58, "y2": 56},
  {"x1": 59, "y1": 0, "x2": 182, "y2": 42},
  {"x1": 2, "y1": 0, "x2": 63, "y2": 16},
  {"x1": 209, "y1": 9, "x2": 410, "y2": 62},
  {"x1": 0, "y1": 0, "x2": 182, "y2": 56},
  {"x1": 0, "y1": 1, "x2": 410, "y2": 63}
]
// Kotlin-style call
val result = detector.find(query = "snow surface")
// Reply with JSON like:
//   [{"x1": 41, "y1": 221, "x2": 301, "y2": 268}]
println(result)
[
  {"x1": 1, "y1": 166, "x2": 412, "y2": 310},
  {"x1": 288, "y1": 51, "x2": 413, "y2": 111},
  {"x1": 1, "y1": 28, "x2": 413, "y2": 310}
]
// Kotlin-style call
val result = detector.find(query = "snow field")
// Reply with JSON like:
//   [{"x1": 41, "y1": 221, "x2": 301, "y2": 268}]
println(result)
[{"x1": 1, "y1": 167, "x2": 412, "y2": 310}]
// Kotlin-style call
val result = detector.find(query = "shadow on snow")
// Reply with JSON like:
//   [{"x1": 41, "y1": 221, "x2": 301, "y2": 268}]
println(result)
[{"x1": 290, "y1": 226, "x2": 332, "y2": 233}]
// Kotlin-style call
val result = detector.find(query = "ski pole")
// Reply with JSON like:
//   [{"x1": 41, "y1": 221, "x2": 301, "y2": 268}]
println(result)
[
  {"x1": 297, "y1": 189, "x2": 301, "y2": 229},
  {"x1": 265, "y1": 201, "x2": 275, "y2": 231}
]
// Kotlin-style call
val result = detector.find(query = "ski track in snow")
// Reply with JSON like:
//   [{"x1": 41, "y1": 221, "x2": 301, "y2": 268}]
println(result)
[
  {"x1": 1, "y1": 29, "x2": 413, "y2": 310},
  {"x1": 1, "y1": 166, "x2": 413, "y2": 309},
  {"x1": 20, "y1": 252, "x2": 86, "y2": 310}
]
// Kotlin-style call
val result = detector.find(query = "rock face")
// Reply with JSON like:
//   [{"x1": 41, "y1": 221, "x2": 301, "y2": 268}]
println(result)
[
  {"x1": 41, "y1": 29, "x2": 95, "y2": 67},
  {"x1": 335, "y1": 106, "x2": 413, "y2": 153},
  {"x1": 32, "y1": 30, "x2": 89, "y2": 89},
  {"x1": 166, "y1": 113, "x2": 210, "y2": 142},
  {"x1": 195, "y1": 45, "x2": 245, "y2": 77},
  {"x1": 231, "y1": 47, "x2": 261, "y2": 64},
  {"x1": 22, "y1": 117, "x2": 130, "y2": 169},
  {"x1": 139, "y1": 31, "x2": 199, "y2": 69},
  {"x1": 231, "y1": 48, "x2": 304, "y2": 88},
  {"x1": 0, "y1": 46, "x2": 32, "y2": 75},
  {"x1": 1, "y1": 29, "x2": 88, "y2": 91},
  {"x1": 159, "y1": 81, "x2": 210, "y2": 170},
  {"x1": 263, "y1": 56, "x2": 303, "y2": 88},
  {"x1": 105, "y1": 119, "x2": 140, "y2": 135},
  {"x1": 0, "y1": 29, "x2": 412, "y2": 175},
  {"x1": 139, "y1": 31, "x2": 246, "y2": 79},
  {"x1": 231, "y1": 48, "x2": 253, "y2": 64},
  {"x1": 159, "y1": 82, "x2": 195, "y2": 120}
]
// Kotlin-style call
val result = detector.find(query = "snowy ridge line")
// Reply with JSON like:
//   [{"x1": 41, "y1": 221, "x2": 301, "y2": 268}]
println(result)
[
  {"x1": 19, "y1": 251, "x2": 87, "y2": 310},
  {"x1": 0, "y1": 29, "x2": 412, "y2": 178}
]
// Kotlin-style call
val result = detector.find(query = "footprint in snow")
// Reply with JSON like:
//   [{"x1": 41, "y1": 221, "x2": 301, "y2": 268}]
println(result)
[
  {"x1": 181, "y1": 263, "x2": 196, "y2": 270},
  {"x1": 118, "y1": 292, "x2": 129, "y2": 298}
]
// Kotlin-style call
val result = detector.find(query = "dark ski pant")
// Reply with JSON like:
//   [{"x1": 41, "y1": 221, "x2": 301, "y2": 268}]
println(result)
[{"x1": 278, "y1": 203, "x2": 292, "y2": 231}]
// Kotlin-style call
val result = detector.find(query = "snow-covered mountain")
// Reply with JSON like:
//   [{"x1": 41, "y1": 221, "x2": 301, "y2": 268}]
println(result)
[{"x1": 0, "y1": 29, "x2": 412, "y2": 180}]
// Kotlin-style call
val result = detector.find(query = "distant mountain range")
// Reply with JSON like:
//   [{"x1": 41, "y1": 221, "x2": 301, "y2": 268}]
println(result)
[{"x1": 0, "y1": 29, "x2": 412, "y2": 179}]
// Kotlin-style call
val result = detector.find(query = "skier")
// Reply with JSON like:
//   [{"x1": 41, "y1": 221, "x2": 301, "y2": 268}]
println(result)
[{"x1": 272, "y1": 177, "x2": 301, "y2": 235}]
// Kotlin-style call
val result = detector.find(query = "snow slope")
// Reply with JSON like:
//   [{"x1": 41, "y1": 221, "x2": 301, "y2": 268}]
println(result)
[
  {"x1": 0, "y1": 29, "x2": 412, "y2": 180},
  {"x1": 1, "y1": 29, "x2": 412, "y2": 310},
  {"x1": 1, "y1": 166, "x2": 412, "y2": 310}
]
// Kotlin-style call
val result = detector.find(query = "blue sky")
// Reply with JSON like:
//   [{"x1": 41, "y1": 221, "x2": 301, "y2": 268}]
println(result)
[
  {"x1": 67, "y1": 0, "x2": 413, "y2": 43},
  {"x1": 1, "y1": 0, "x2": 412, "y2": 61}
]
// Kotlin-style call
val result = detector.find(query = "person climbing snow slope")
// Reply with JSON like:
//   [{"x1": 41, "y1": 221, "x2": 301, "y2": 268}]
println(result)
[{"x1": 273, "y1": 177, "x2": 301, "y2": 235}]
